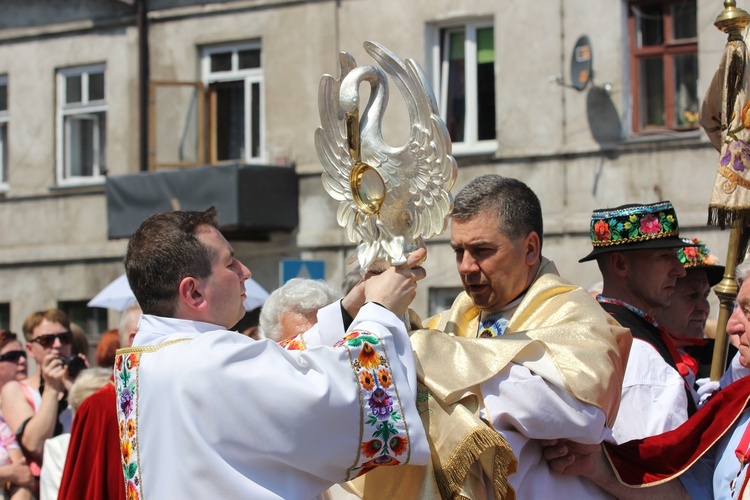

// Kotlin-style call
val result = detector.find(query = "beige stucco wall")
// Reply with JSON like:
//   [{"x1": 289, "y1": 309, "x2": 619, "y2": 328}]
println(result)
[{"x1": 0, "y1": 0, "x2": 740, "y2": 331}]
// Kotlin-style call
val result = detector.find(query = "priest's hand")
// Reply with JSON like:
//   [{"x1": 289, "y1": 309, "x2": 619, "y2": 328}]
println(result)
[
  {"x1": 541, "y1": 439, "x2": 689, "y2": 499},
  {"x1": 341, "y1": 275, "x2": 367, "y2": 319},
  {"x1": 541, "y1": 438, "x2": 599, "y2": 477},
  {"x1": 364, "y1": 248, "x2": 427, "y2": 317}
]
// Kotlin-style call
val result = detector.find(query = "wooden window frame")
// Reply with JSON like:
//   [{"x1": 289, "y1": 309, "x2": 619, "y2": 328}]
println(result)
[
  {"x1": 628, "y1": 0, "x2": 698, "y2": 133},
  {"x1": 149, "y1": 81, "x2": 206, "y2": 170}
]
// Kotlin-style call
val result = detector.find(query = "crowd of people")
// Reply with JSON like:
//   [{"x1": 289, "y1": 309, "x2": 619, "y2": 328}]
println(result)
[
  {"x1": 0, "y1": 301, "x2": 142, "y2": 499},
  {"x1": 2, "y1": 173, "x2": 749, "y2": 498}
]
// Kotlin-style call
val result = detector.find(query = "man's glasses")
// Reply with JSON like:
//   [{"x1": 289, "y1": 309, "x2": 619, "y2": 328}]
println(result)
[
  {"x1": 29, "y1": 331, "x2": 73, "y2": 349},
  {"x1": 0, "y1": 350, "x2": 26, "y2": 363}
]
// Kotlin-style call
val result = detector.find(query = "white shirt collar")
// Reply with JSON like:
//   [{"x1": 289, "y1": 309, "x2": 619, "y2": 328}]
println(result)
[{"x1": 133, "y1": 314, "x2": 226, "y2": 347}]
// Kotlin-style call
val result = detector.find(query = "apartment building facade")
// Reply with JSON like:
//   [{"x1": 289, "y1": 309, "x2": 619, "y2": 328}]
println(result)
[{"x1": 0, "y1": 0, "x2": 732, "y2": 338}]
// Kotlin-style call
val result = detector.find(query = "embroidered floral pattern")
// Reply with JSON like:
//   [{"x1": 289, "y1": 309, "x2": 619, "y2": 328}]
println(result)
[
  {"x1": 361, "y1": 439, "x2": 382, "y2": 458},
  {"x1": 589, "y1": 202, "x2": 678, "y2": 247},
  {"x1": 639, "y1": 214, "x2": 661, "y2": 234},
  {"x1": 720, "y1": 140, "x2": 750, "y2": 172},
  {"x1": 111, "y1": 332, "x2": 409, "y2": 489},
  {"x1": 356, "y1": 455, "x2": 401, "y2": 477},
  {"x1": 742, "y1": 101, "x2": 750, "y2": 129},
  {"x1": 593, "y1": 220, "x2": 610, "y2": 241},
  {"x1": 377, "y1": 368, "x2": 392, "y2": 388},
  {"x1": 389, "y1": 435, "x2": 408, "y2": 456},
  {"x1": 677, "y1": 238, "x2": 719, "y2": 267},
  {"x1": 358, "y1": 343, "x2": 380, "y2": 369},
  {"x1": 279, "y1": 335, "x2": 307, "y2": 351},
  {"x1": 333, "y1": 330, "x2": 411, "y2": 480},
  {"x1": 115, "y1": 352, "x2": 142, "y2": 500}
]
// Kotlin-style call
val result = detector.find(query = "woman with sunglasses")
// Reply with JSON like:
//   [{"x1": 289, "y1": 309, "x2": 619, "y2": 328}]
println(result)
[
  {"x1": 0, "y1": 330, "x2": 34, "y2": 499},
  {"x1": 0, "y1": 310, "x2": 82, "y2": 496},
  {"x1": 0, "y1": 331, "x2": 27, "y2": 388}
]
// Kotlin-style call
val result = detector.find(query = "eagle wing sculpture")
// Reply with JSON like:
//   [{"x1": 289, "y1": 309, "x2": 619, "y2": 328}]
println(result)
[{"x1": 315, "y1": 41, "x2": 458, "y2": 272}]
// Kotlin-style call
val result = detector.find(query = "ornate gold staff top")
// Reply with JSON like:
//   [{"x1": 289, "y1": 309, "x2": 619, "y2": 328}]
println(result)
[
  {"x1": 700, "y1": 1, "x2": 750, "y2": 380},
  {"x1": 315, "y1": 41, "x2": 458, "y2": 273}
]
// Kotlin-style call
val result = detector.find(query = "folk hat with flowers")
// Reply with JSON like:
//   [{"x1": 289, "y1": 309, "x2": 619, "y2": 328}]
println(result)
[
  {"x1": 579, "y1": 201, "x2": 697, "y2": 263},
  {"x1": 677, "y1": 238, "x2": 725, "y2": 287}
]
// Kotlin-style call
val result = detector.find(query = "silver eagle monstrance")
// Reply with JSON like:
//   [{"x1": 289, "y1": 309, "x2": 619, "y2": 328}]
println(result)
[{"x1": 315, "y1": 41, "x2": 458, "y2": 273}]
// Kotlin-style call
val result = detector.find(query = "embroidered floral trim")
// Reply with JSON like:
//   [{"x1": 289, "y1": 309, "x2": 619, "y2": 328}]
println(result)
[
  {"x1": 115, "y1": 351, "x2": 143, "y2": 500},
  {"x1": 677, "y1": 238, "x2": 719, "y2": 268},
  {"x1": 333, "y1": 330, "x2": 411, "y2": 480},
  {"x1": 113, "y1": 334, "x2": 408, "y2": 487},
  {"x1": 279, "y1": 335, "x2": 307, "y2": 351},
  {"x1": 589, "y1": 202, "x2": 678, "y2": 247}
]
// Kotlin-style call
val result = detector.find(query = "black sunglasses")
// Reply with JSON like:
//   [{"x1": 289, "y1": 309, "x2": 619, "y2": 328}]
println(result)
[
  {"x1": 0, "y1": 350, "x2": 26, "y2": 363},
  {"x1": 29, "y1": 331, "x2": 73, "y2": 349},
  {"x1": 0, "y1": 331, "x2": 17, "y2": 342}
]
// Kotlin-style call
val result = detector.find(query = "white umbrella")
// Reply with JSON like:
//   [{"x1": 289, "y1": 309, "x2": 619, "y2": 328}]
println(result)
[
  {"x1": 88, "y1": 273, "x2": 270, "y2": 312},
  {"x1": 242, "y1": 278, "x2": 269, "y2": 311},
  {"x1": 87, "y1": 274, "x2": 134, "y2": 311}
]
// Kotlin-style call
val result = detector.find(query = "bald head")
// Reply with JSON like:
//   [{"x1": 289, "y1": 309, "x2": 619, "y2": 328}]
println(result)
[{"x1": 118, "y1": 302, "x2": 141, "y2": 348}]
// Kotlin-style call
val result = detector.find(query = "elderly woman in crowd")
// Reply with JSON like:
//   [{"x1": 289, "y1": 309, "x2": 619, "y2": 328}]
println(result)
[{"x1": 258, "y1": 278, "x2": 340, "y2": 342}]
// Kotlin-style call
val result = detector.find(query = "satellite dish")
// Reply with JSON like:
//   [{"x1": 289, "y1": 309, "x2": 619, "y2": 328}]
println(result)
[{"x1": 570, "y1": 35, "x2": 592, "y2": 91}]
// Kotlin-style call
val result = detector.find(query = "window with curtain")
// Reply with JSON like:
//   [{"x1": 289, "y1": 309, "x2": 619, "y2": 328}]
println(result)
[
  {"x1": 629, "y1": 0, "x2": 698, "y2": 132},
  {"x1": 434, "y1": 21, "x2": 496, "y2": 154}
]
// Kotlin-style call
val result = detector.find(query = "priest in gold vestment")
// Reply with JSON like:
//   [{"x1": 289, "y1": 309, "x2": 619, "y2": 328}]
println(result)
[{"x1": 344, "y1": 175, "x2": 630, "y2": 499}]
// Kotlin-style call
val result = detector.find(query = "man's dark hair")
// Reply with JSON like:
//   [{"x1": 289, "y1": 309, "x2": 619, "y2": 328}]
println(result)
[
  {"x1": 124, "y1": 207, "x2": 219, "y2": 317},
  {"x1": 452, "y1": 175, "x2": 544, "y2": 249}
]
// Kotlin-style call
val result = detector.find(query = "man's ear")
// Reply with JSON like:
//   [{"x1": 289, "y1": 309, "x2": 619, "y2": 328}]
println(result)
[
  {"x1": 609, "y1": 252, "x2": 629, "y2": 278},
  {"x1": 178, "y1": 277, "x2": 207, "y2": 311},
  {"x1": 524, "y1": 231, "x2": 541, "y2": 266}
]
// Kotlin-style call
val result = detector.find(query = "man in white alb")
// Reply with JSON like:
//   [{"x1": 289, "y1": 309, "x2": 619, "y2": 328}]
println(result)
[{"x1": 114, "y1": 207, "x2": 430, "y2": 499}]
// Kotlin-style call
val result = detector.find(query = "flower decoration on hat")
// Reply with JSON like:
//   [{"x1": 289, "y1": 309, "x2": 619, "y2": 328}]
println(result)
[
  {"x1": 579, "y1": 201, "x2": 694, "y2": 263},
  {"x1": 678, "y1": 238, "x2": 720, "y2": 268},
  {"x1": 590, "y1": 201, "x2": 678, "y2": 247}
]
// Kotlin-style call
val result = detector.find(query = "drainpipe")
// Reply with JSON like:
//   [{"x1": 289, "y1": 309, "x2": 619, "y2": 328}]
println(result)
[{"x1": 137, "y1": 0, "x2": 150, "y2": 172}]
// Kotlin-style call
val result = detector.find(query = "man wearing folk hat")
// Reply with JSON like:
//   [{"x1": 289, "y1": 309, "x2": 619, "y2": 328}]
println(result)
[
  {"x1": 580, "y1": 200, "x2": 698, "y2": 442},
  {"x1": 657, "y1": 239, "x2": 732, "y2": 385}
]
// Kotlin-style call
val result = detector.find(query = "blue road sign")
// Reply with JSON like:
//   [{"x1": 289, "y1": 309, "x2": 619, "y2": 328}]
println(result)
[{"x1": 281, "y1": 259, "x2": 326, "y2": 284}]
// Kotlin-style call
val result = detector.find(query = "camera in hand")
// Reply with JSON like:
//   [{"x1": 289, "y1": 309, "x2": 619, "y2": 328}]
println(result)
[{"x1": 61, "y1": 355, "x2": 86, "y2": 378}]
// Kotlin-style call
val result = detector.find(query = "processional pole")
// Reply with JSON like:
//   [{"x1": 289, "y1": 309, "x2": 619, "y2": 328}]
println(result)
[
  {"x1": 711, "y1": 222, "x2": 746, "y2": 380},
  {"x1": 709, "y1": 1, "x2": 750, "y2": 381}
]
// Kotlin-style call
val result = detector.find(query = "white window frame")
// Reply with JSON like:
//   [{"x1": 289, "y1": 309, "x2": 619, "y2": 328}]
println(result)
[
  {"x1": 0, "y1": 75, "x2": 8, "y2": 191},
  {"x1": 55, "y1": 64, "x2": 107, "y2": 186},
  {"x1": 201, "y1": 41, "x2": 265, "y2": 164},
  {"x1": 430, "y1": 20, "x2": 496, "y2": 156}
]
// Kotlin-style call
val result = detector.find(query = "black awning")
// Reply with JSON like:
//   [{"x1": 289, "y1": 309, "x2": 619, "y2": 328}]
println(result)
[{"x1": 106, "y1": 164, "x2": 298, "y2": 239}]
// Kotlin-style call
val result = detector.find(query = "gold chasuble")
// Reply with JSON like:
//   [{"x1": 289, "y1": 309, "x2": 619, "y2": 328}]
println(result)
[{"x1": 344, "y1": 260, "x2": 631, "y2": 499}]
